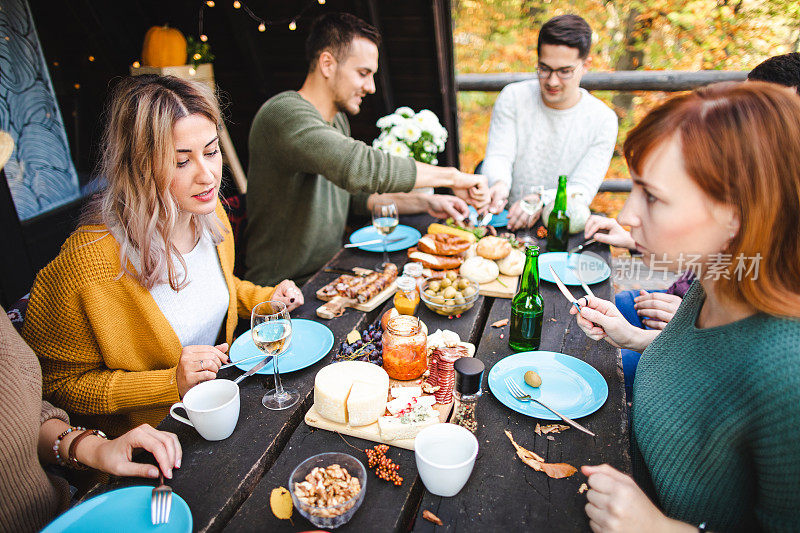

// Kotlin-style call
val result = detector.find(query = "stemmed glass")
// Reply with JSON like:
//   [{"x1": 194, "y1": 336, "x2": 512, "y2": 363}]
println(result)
[
  {"x1": 251, "y1": 300, "x2": 298, "y2": 410},
  {"x1": 517, "y1": 184, "x2": 545, "y2": 244},
  {"x1": 372, "y1": 200, "x2": 399, "y2": 269}
]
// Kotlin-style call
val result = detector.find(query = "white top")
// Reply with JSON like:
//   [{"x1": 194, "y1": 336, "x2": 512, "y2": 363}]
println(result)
[
  {"x1": 481, "y1": 80, "x2": 618, "y2": 206},
  {"x1": 146, "y1": 232, "x2": 229, "y2": 347}
]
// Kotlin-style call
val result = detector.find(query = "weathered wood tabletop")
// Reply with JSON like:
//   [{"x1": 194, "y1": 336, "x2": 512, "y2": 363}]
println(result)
[{"x1": 88, "y1": 214, "x2": 630, "y2": 532}]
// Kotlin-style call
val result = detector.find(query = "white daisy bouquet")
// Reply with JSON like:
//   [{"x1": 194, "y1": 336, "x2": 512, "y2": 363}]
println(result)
[{"x1": 372, "y1": 107, "x2": 447, "y2": 165}]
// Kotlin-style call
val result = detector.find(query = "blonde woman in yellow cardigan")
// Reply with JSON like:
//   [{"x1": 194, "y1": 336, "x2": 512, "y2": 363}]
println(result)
[{"x1": 22, "y1": 75, "x2": 303, "y2": 437}]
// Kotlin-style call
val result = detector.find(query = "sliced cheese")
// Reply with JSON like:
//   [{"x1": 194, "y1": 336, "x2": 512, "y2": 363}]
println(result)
[
  {"x1": 313, "y1": 361, "x2": 389, "y2": 425},
  {"x1": 391, "y1": 386, "x2": 422, "y2": 399},
  {"x1": 386, "y1": 395, "x2": 436, "y2": 415},
  {"x1": 378, "y1": 406, "x2": 439, "y2": 441}
]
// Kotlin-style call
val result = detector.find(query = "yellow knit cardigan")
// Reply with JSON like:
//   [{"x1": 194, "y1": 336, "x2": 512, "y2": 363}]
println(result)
[{"x1": 22, "y1": 201, "x2": 275, "y2": 436}]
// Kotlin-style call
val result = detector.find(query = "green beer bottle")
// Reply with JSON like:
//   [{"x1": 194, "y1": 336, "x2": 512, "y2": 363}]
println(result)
[
  {"x1": 509, "y1": 244, "x2": 544, "y2": 352},
  {"x1": 547, "y1": 175, "x2": 570, "y2": 252}
]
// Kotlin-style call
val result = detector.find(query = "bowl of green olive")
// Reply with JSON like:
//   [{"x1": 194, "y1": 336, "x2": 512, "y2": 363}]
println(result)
[{"x1": 419, "y1": 273, "x2": 480, "y2": 317}]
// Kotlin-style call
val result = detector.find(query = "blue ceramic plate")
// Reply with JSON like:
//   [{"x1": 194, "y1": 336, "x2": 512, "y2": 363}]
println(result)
[
  {"x1": 42, "y1": 486, "x2": 192, "y2": 533},
  {"x1": 488, "y1": 351, "x2": 608, "y2": 420},
  {"x1": 467, "y1": 206, "x2": 508, "y2": 227},
  {"x1": 229, "y1": 319, "x2": 334, "y2": 374},
  {"x1": 348, "y1": 225, "x2": 421, "y2": 252},
  {"x1": 538, "y1": 252, "x2": 611, "y2": 286}
]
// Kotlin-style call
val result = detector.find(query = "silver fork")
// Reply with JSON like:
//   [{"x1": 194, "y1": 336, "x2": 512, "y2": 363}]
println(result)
[
  {"x1": 151, "y1": 473, "x2": 172, "y2": 525},
  {"x1": 504, "y1": 377, "x2": 596, "y2": 437}
]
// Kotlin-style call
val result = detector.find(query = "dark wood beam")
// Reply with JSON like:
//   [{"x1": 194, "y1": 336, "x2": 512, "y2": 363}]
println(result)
[{"x1": 431, "y1": 0, "x2": 459, "y2": 168}]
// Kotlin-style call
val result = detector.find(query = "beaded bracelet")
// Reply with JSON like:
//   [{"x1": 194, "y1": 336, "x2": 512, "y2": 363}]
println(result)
[
  {"x1": 68, "y1": 429, "x2": 108, "y2": 470},
  {"x1": 53, "y1": 426, "x2": 86, "y2": 467}
]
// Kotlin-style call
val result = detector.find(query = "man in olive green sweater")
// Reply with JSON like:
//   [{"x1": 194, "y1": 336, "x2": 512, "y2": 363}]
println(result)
[{"x1": 245, "y1": 13, "x2": 488, "y2": 286}]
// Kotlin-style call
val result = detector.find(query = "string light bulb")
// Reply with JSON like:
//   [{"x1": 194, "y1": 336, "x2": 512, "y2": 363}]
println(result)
[
  {"x1": 88, "y1": 55, "x2": 95, "y2": 62},
  {"x1": 132, "y1": 61, "x2": 140, "y2": 68},
  {"x1": 233, "y1": 0, "x2": 241, "y2": 7},
  {"x1": 318, "y1": 0, "x2": 326, "y2": 4},
  {"x1": 206, "y1": 0, "x2": 215, "y2": 6},
  {"x1": 289, "y1": 20, "x2": 297, "y2": 31},
  {"x1": 200, "y1": 34, "x2": 208, "y2": 42},
  {"x1": 258, "y1": 22, "x2": 266, "y2": 32},
  {"x1": 193, "y1": 53, "x2": 202, "y2": 61}
]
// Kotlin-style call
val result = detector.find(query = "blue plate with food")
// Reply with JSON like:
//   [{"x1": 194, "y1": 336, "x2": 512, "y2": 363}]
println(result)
[
  {"x1": 488, "y1": 351, "x2": 608, "y2": 420},
  {"x1": 348, "y1": 225, "x2": 422, "y2": 252},
  {"x1": 229, "y1": 319, "x2": 334, "y2": 374},
  {"x1": 42, "y1": 486, "x2": 192, "y2": 533},
  {"x1": 538, "y1": 251, "x2": 611, "y2": 286}
]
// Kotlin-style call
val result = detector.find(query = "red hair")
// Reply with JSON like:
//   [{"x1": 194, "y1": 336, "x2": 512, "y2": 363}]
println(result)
[{"x1": 624, "y1": 81, "x2": 800, "y2": 318}]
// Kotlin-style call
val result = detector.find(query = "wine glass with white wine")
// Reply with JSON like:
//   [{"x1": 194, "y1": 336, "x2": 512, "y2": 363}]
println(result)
[
  {"x1": 251, "y1": 300, "x2": 298, "y2": 410},
  {"x1": 372, "y1": 200, "x2": 399, "y2": 269},
  {"x1": 517, "y1": 184, "x2": 545, "y2": 244}
]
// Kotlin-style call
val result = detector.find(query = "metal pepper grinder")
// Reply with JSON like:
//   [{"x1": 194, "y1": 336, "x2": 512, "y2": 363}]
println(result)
[{"x1": 452, "y1": 357, "x2": 485, "y2": 433}]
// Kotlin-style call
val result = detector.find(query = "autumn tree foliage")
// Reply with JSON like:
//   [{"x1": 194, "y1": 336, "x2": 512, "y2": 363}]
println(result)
[{"x1": 454, "y1": 0, "x2": 799, "y2": 204}]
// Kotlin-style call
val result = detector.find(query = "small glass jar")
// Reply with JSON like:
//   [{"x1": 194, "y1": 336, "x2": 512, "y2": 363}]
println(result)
[
  {"x1": 402, "y1": 262, "x2": 424, "y2": 293},
  {"x1": 382, "y1": 315, "x2": 427, "y2": 380},
  {"x1": 393, "y1": 275, "x2": 419, "y2": 315},
  {"x1": 451, "y1": 357, "x2": 485, "y2": 433}
]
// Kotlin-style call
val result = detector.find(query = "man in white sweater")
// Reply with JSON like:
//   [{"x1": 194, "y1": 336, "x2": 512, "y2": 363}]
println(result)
[{"x1": 482, "y1": 14, "x2": 618, "y2": 230}]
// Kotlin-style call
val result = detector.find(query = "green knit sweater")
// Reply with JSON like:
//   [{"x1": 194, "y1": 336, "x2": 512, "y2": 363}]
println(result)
[
  {"x1": 244, "y1": 91, "x2": 417, "y2": 285},
  {"x1": 632, "y1": 281, "x2": 800, "y2": 531}
]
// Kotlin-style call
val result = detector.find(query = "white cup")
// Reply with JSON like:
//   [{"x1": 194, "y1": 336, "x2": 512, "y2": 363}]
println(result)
[
  {"x1": 414, "y1": 423, "x2": 479, "y2": 497},
  {"x1": 169, "y1": 379, "x2": 240, "y2": 441}
]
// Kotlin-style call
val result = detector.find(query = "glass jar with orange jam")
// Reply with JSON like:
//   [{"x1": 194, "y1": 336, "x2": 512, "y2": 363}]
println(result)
[
  {"x1": 393, "y1": 275, "x2": 419, "y2": 315},
  {"x1": 382, "y1": 315, "x2": 427, "y2": 380}
]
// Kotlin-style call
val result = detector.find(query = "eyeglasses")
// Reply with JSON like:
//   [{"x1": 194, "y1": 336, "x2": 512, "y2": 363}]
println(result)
[{"x1": 536, "y1": 63, "x2": 580, "y2": 80}]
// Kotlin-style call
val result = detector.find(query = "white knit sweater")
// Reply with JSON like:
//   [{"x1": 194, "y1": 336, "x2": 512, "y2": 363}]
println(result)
[{"x1": 481, "y1": 80, "x2": 618, "y2": 206}]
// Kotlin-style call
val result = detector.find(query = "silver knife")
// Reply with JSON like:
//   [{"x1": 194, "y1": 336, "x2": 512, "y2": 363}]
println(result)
[
  {"x1": 233, "y1": 355, "x2": 273, "y2": 384},
  {"x1": 548, "y1": 265, "x2": 582, "y2": 311},
  {"x1": 478, "y1": 211, "x2": 493, "y2": 227},
  {"x1": 344, "y1": 237, "x2": 405, "y2": 248},
  {"x1": 220, "y1": 353, "x2": 265, "y2": 370}
]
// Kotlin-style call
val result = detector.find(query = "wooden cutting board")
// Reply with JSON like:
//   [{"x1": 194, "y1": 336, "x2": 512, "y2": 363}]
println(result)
[
  {"x1": 479, "y1": 274, "x2": 518, "y2": 298},
  {"x1": 315, "y1": 279, "x2": 396, "y2": 319},
  {"x1": 304, "y1": 344, "x2": 475, "y2": 450}
]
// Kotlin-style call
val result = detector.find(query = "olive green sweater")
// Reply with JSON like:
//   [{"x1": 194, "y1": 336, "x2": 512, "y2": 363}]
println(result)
[
  {"x1": 632, "y1": 282, "x2": 800, "y2": 531},
  {"x1": 245, "y1": 91, "x2": 417, "y2": 286}
]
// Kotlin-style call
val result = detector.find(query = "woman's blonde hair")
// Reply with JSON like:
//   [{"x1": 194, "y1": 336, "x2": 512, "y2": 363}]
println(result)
[
  {"x1": 624, "y1": 81, "x2": 800, "y2": 318},
  {"x1": 84, "y1": 75, "x2": 226, "y2": 290}
]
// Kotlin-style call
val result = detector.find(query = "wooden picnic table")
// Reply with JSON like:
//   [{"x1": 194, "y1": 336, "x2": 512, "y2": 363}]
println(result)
[{"x1": 87, "y1": 213, "x2": 629, "y2": 532}]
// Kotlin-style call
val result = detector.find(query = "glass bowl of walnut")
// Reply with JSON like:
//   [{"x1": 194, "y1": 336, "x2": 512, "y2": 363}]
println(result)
[{"x1": 289, "y1": 452, "x2": 367, "y2": 529}]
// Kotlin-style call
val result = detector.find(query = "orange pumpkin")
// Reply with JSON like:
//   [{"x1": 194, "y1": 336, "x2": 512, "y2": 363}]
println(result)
[{"x1": 141, "y1": 25, "x2": 187, "y2": 67}]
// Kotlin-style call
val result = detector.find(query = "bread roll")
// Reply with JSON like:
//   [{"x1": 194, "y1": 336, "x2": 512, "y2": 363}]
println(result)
[
  {"x1": 460, "y1": 256, "x2": 500, "y2": 284},
  {"x1": 497, "y1": 248, "x2": 525, "y2": 276},
  {"x1": 476, "y1": 236, "x2": 512, "y2": 260}
]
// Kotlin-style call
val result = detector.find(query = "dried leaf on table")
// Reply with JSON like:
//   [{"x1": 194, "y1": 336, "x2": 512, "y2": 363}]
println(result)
[
  {"x1": 504, "y1": 430, "x2": 577, "y2": 479},
  {"x1": 546, "y1": 435, "x2": 555, "y2": 441},
  {"x1": 534, "y1": 423, "x2": 542, "y2": 436},
  {"x1": 540, "y1": 424, "x2": 570, "y2": 434},
  {"x1": 270, "y1": 487, "x2": 293, "y2": 520},
  {"x1": 578, "y1": 483, "x2": 589, "y2": 494},
  {"x1": 491, "y1": 319, "x2": 509, "y2": 328},
  {"x1": 423, "y1": 509, "x2": 444, "y2": 526}
]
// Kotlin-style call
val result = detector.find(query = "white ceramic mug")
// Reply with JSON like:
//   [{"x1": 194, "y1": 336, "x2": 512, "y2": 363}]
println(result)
[
  {"x1": 170, "y1": 379, "x2": 240, "y2": 441},
  {"x1": 414, "y1": 423, "x2": 479, "y2": 497}
]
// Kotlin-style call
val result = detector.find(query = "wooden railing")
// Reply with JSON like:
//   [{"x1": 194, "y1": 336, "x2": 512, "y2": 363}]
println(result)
[{"x1": 457, "y1": 70, "x2": 749, "y2": 192}]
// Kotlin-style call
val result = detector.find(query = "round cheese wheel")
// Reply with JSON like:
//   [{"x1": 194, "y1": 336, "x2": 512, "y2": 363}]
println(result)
[
  {"x1": 459, "y1": 256, "x2": 500, "y2": 284},
  {"x1": 313, "y1": 361, "x2": 389, "y2": 426}
]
